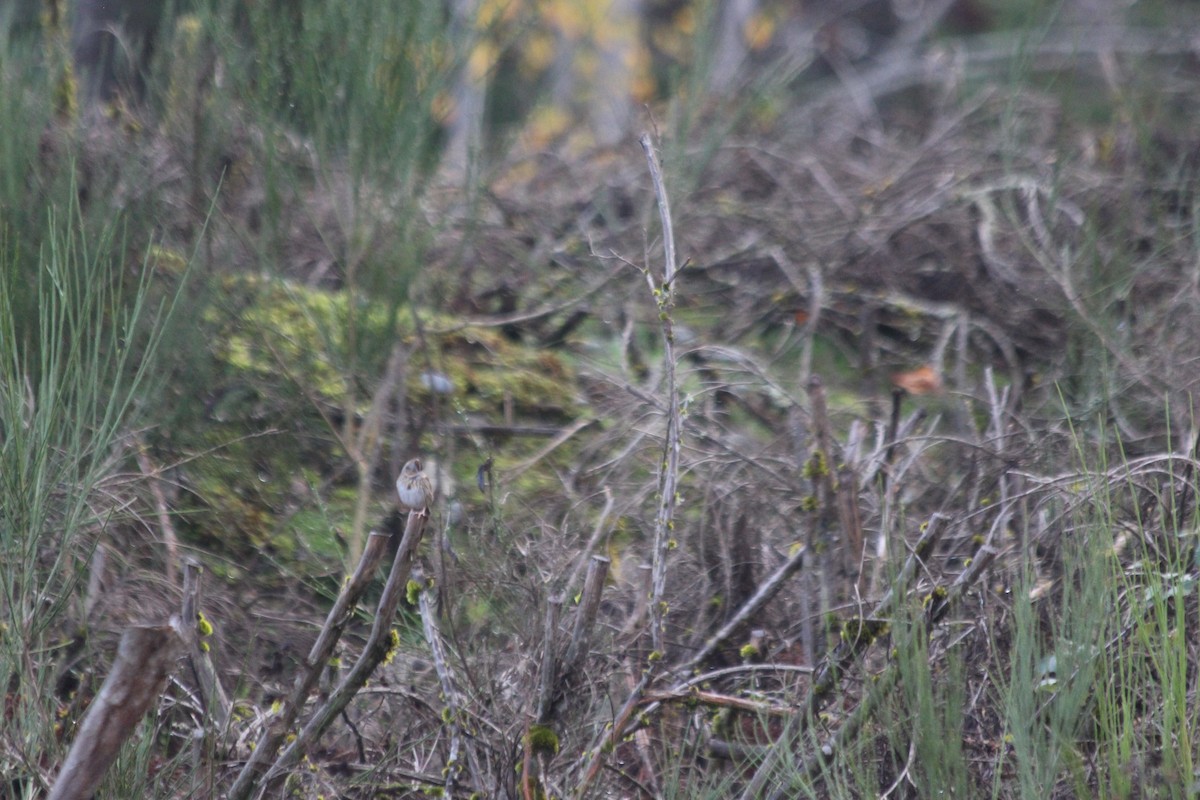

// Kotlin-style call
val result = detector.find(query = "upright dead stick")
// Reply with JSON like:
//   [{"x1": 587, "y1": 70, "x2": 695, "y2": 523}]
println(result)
[
  {"x1": 639, "y1": 132, "x2": 682, "y2": 657},
  {"x1": 259, "y1": 512, "x2": 428, "y2": 791},
  {"x1": 536, "y1": 594, "x2": 564, "y2": 724},
  {"x1": 577, "y1": 133, "x2": 683, "y2": 797},
  {"x1": 808, "y1": 375, "x2": 864, "y2": 579},
  {"x1": 348, "y1": 341, "x2": 408, "y2": 564},
  {"x1": 563, "y1": 555, "x2": 609, "y2": 675},
  {"x1": 133, "y1": 437, "x2": 179, "y2": 584},
  {"x1": 227, "y1": 528, "x2": 393, "y2": 800},
  {"x1": 180, "y1": 558, "x2": 231, "y2": 730}
]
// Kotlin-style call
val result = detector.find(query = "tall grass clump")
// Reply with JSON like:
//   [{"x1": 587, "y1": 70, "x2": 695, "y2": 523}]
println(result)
[
  {"x1": 211, "y1": 0, "x2": 451, "y2": 294},
  {"x1": 0, "y1": 8, "x2": 60, "y2": 276},
  {"x1": 887, "y1": 608, "x2": 971, "y2": 795},
  {"x1": 0, "y1": 12, "x2": 49, "y2": 203},
  {"x1": 0, "y1": 205, "x2": 185, "y2": 783},
  {"x1": 999, "y1": 532, "x2": 1113, "y2": 798},
  {"x1": 1096, "y1": 441, "x2": 1200, "y2": 799}
]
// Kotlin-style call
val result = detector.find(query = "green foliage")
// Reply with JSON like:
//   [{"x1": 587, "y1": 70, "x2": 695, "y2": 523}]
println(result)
[
  {"x1": 884, "y1": 610, "x2": 971, "y2": 796},
  {"x1": 206, "y1": 275, "x2": 393, "y2": 408},
  {"x1": 0, "y1": 203, "x2": 186, "y2": 782},
  {"x1": 206, "y1": 0, "x2": 449, "y2": 297}
]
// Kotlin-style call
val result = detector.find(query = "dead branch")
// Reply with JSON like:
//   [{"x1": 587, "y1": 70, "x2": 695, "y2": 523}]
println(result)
[
  {"x1": 574, "y1": 669, "x2": 651, "y2": 797},
  {"x1": 808, "y1": 374, "x2": 865, "y2": 579},
  {"x1": 227, "y1": 527, "x2": 394, "y2": 800},
  {"x1": 133, "y1": 436, "x2": 179, "y2": 585},
  {"x1": 640, "y1": 131, "x2": 683, "y2": 657},
  {"x1": 180, "y1": 558, "x2": 231, "y2": 731},
  {"x1": 536, "y1": 594, "x2": 564, "y2": 724},
  {"x1": 47, "y1": 623, "x2": 184, "y2": 800},
  {"x1": 562, "y1": 556, "x2": 609, "y2": 677},
  {"x1": 673, "y1": 545, "x2": 808, "y2": 678},
  {"x1": 643, "y1": 687, "x2": 790, "y2": 716},
  {"x1": 257, "y1": 510, "x2": 429, "y2": 792}
]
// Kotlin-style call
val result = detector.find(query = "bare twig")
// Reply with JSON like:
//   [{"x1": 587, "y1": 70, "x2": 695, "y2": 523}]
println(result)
[
  {"x1": 427, "y1": 262, "x2": 624, "y2": 334},
  {"x1": 643, "y1": 687, "x2": 790, "y2": 716},
  {"x1": 639, "y1": 131, "x2": 683, "y2": 657},
  {"x1": 133, "y1": 436, "x2": 179, "y2": 584},
  {"x1": 571, "y1": 133, "x2": 686, "y2": 797},
  {"x1": 563, "y1": 488, "x2": 614, "y2": 595},
  {"x1": 348, "y1": 340, "x2": 409, "y2": 563},
  {"x1": 673, "y1": 545, "x2": 807, "y2": 678},
  {"x1": 501, "y1": 417, "x2": 599, "y2": 483}
]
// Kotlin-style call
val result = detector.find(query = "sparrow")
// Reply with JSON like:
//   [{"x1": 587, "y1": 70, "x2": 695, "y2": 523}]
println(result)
[{"x1": 396, "y1": 458, "x2": 433, "y2": 516}]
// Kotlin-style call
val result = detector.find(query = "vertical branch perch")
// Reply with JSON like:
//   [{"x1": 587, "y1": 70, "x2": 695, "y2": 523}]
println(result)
[
  {"x1": 563, "y1": 555, "x2": 609, "y2": 674},
  {"x1": 808, "y1": 375, "x2": 864, "y2": 584},
  {"x1": 227, "y1": 528, "x2": 394, "y2": 800},
  {"x1": 133, "y1": 436, "x2": 179, "y2": 585},
  {"x1": 639, "y1": 132, "x2": 682, "y2": 657},
  {"x1": 535, "y1": 594, "x2": 564, "y2": 724},
  {"x1": 258, "y1": 512, "x2": 428, "y2": 790},
  {"x1": 181, "y1": 558, "x2": 231, "y2": 730}
]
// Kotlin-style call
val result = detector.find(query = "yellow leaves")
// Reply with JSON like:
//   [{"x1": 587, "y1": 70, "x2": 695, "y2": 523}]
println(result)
[
  {"x1": 468, "y1": 40, "x2": 501, "y2": 81},
  {"x1": 476, "y1": 0, "x2": 522, "y2": 29},
  {"x1": 522, "y1": 105, "x2": 573, "y2": 150},
  {"x1": 540, "y1": 0, "x2": 588, "y2": 40},
  {"x1": 523, "y1": 31, "x2": 558, "y2": 74},
  {"x1": 743, "y1": 11, "x2": 775, "y2": 51}
]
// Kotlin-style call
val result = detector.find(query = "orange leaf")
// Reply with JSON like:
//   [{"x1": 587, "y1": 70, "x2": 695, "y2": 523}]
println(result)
[{"x1": 891, "y1": 365, "x2": 942, "y2": 395}]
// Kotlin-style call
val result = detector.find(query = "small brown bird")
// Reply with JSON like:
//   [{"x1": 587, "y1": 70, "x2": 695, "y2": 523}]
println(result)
[{"x1": 396, "y1": 458, "x2": 433, "y2": 516}]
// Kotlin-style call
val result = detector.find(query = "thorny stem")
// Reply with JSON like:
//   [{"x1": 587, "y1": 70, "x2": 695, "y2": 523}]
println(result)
[{"x1": 639, "y1": 132, "x2": 682, "y2": 658}]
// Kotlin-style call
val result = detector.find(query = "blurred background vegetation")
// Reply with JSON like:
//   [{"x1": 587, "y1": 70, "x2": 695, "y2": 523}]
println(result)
[{"x1": 4, "y1": 0, "x2": 1200, "y2": 796}]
